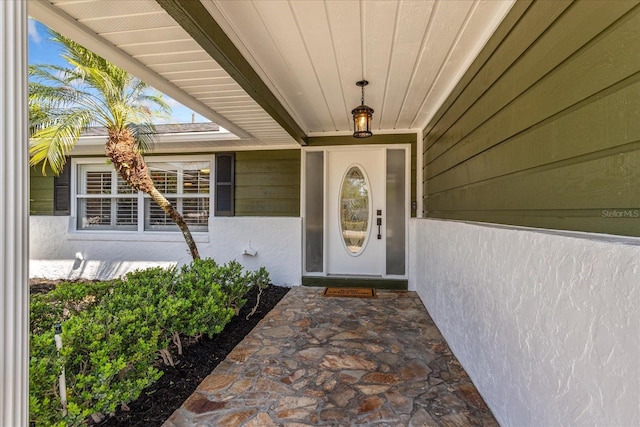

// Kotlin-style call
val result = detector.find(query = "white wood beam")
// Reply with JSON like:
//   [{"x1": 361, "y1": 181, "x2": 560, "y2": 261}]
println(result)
[{"x1": 0, "y1": 1, "x2": 29, "y2": 424}]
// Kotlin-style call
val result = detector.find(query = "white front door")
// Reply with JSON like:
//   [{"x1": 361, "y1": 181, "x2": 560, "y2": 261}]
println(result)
[{"x1": 327, "y1": 148, "x2": 385, "y2": 276}]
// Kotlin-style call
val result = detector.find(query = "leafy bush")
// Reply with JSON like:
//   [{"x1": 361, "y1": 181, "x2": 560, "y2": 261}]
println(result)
[
  {"x1": 30, "y1": 277, "x2": 165, "y2": 426},
  {"x1": 30, "y1": 280, "x2": 114, "y2": 334},
  {"x1": 29, "y1": 260, "x2": 271, "y2": 426},
  {"x1": 166, "y1": 259, "x2": 269, "y2": 338}
]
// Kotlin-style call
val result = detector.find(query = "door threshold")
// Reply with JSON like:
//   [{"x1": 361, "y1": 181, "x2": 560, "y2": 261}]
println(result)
[{"x1": 302, "y1": 276, "x2": 407, "y2": 290}]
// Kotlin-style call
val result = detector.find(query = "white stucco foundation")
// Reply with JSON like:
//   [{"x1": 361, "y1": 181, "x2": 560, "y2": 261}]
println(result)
[
  {"x1": 30, "y1": 216, "x2": 302, "y2": 286},
  {"x1": 412, "y1": 219, "x2": 639, "y2": 426}
]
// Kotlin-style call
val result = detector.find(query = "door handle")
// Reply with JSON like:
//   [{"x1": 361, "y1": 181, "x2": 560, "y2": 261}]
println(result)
[{"x1": 376, "y1": 212, "x2": 382, "y2": 239}]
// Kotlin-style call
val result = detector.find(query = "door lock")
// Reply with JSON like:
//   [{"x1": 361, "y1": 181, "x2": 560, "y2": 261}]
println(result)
[{"x1": 376, "y1": 211, "x2": 382, "y2": 239}]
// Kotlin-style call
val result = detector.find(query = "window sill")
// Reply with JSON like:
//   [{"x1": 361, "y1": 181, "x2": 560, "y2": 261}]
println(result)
[{"x1": 67, "y1": 231, "x2": 210, "y2": 243}]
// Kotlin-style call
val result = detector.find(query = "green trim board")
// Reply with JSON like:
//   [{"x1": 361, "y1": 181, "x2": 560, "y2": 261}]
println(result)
[
  {"x1": 156, "y1": 0, "x2": 307, "y2": 146},
  {"x1": 305, "y1": 134, "x2": 415, "y2": 146},
  {"x1": 422, "y1": 1, "x2": 640, "y2": 238},
  {"x1": 302, "y1": 276, "x2": 408, "y2": 291}
]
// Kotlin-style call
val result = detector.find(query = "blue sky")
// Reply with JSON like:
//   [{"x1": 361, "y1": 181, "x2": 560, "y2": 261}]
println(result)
[{"x1": 28, "y1": 18, "x2": 210, "y2": 125}]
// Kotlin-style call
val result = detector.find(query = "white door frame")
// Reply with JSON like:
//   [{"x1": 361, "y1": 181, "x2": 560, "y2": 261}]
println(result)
[{"x1": 302, "y1": 144, "x2": 410, "y2": 279}]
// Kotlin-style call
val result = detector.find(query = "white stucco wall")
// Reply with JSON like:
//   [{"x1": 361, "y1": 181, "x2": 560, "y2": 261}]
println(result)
[
  {"x1": 30, "y1": 216, "x2": 302, "y2": 286},
  {"x1": 412, "y1": 218, "x2": 639, "y2": 426}
]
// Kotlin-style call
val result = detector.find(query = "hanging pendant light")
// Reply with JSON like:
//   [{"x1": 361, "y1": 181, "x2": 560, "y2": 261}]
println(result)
[{"x1": 352, "y1": 80, "x2": 374, "y2": 138}]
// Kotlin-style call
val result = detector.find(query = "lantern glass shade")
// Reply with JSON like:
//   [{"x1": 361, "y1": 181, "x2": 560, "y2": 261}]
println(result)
[{"x1": 352, "y1": 104, "x2": 374, "y2": 138}]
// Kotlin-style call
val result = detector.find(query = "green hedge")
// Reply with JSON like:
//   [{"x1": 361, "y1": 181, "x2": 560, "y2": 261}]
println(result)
[{"x1": 30, "y1": 259, "x2": 270, "y2": 426}]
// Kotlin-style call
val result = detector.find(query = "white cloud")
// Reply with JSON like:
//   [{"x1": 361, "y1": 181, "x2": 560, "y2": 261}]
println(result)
[{"x1": 28, "y1": 18, "x2": 42, "y2": 44}]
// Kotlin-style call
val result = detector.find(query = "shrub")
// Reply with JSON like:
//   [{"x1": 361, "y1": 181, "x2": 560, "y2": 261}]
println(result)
[
  {"x1": 30, "y1": 278, "x2": 165, "y2": 426},
  {"x1": 30, "y1": 280, "x2": 114, "y2": 334},
  {"x1": 169, "y1": 259, "x2": 237, "y2": 337},
  {"x1": 30, "y1": 330, "x2": 65, "y2": 427},
  {"x1": 60, "y1": 307, "x2": 163, "y2": 422},
  {"x1": 29, "y1": 260, "x2": 271, "y2": 426}
]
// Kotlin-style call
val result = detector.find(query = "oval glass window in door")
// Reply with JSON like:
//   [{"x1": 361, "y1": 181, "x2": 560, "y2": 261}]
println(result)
[{"x1": 339, "y1": 166, "x2": 370, "y2": 254}]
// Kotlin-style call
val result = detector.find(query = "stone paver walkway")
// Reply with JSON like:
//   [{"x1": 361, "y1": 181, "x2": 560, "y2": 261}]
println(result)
[{"x1": 164, "y1": 287, "x2": 497, "y2": 427}]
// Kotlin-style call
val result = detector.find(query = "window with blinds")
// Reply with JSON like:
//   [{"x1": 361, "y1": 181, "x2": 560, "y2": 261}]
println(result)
[
  {"x1": 77, "y1": 170, "x2": 137, "y2": 230},
  {"x1": 76, "y1": 159, "x2": 211, "y2": 232}
]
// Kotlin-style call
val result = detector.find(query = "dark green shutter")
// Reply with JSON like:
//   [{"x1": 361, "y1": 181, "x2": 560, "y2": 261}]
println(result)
[
  {"x1": 215, "y1": 153, "x2": 234, "y2": 216},
  {"x1": 54, "y1": 161, "x2": 71, "y2": 215}
]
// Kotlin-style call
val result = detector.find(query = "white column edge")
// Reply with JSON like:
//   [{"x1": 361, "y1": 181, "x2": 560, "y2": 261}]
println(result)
[{"x1": 1, "y1": 1, "x2": 29, "y2": 425}]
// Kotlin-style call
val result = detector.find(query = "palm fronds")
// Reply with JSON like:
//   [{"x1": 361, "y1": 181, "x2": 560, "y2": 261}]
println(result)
[{"x1": 28, "y1": 29, "x2": 170, "y2": 174}]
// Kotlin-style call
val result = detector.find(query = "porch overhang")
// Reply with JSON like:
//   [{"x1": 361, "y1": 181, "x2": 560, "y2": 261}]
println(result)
[{"x1": 28, "y1": 0, "x2": 514, "y2": 148}]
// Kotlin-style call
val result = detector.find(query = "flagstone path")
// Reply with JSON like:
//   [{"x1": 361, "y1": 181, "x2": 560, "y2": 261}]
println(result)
[{"x1": 163, "y1": 286, "x2": 498, "y2": 427}]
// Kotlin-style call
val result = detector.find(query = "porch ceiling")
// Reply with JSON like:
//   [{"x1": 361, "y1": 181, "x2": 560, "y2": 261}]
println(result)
[{"x1": 29, "y1": 0, "x2": 513, "y2": 147}]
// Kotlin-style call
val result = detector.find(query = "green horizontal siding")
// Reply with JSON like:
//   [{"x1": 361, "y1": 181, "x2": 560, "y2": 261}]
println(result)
[
  {"x1": 235, "y1": 150, "x2": 300, "y2": 216},
  {"x1": 423, "y1": 1, "x2": 640, "y2": 237},
  {"x1": 30, "y1": 167, "x2": 54, "y2": 215}
]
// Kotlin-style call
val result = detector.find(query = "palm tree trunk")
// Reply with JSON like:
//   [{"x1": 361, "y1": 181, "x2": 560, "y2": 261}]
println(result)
[
  {"x1": 147, "y1": 187, "x2": 200, "y2": 260},
  {"x1": 106, "y1": 129, "x2": 200, "y2": 260}
]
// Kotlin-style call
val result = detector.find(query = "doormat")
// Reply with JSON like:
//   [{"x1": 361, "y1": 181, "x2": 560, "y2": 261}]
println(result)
[{"x1": 322, "y1": 287, "x2": 377, "y2": 298}]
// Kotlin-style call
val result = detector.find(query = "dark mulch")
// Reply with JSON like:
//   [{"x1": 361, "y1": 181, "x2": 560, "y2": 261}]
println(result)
[{"x1": 29, "y1": 280, "x2": 289, "y2": 427}]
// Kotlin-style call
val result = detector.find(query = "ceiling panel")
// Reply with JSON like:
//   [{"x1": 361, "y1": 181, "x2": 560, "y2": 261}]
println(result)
[
  {"x1": 33, "y1": 0, "x2": 514, "y2": 146},
  {"x1": 106, "y1": 27, "x2": 187, "y2": 46},
  {"x1": 362, "y1": 0, "x2": 401, "y2": 129},
  {"x1": 205, "y1": 0, "x2": 513, "y2": 135},
  {"x1": 152, "y1": 61, "x2": 218, "y2": 74},
  {"x1": 288, "y1": 1, "x2": 346, "y2": 132},
  {"x1": 51, "y1": 0, "x2": 156, "y2": 18},
  {"x1": 83, "y1": 13, "x2": 176, "y2": 34},
  {"x1": 324, "y1": 0, "x2": 362, "y2": 131},
  {"x1": 123, "y1": 39, "x2": 201, "y2": 56},
  {"x1": 135, "y1": 51, "x2": 214, "y2": 65},
  {"x1": 379, "y1": 0, "x2": 436, "y2": 130}
]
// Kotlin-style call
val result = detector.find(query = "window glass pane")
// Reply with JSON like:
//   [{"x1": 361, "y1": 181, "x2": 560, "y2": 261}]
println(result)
[
  {"x1": 144, "y1": 198, "x2": 208, "y2": 232},
  {"x1": 117, "y1": 175, "x2": 135, "y2": 194},
  {"x1": 305, "y1": 151, "x2": 324, "y2": 272},
  {"x1": 183, "y1": 169, "x2": 210, "y2": 194},
  {"x1": 144, "y1": 198, "x2": 178, "y2": 230},
  {"x1": 182, "y1": 198, "x2": 209, "y2": 230},
  {"x1": 85, "y1": 171, "x2": 111, "y2": 194},
  {"x1": 340, "y1": 167, "x2": 369, "y2": 254},
  {"x1": 386, "y1": 149, "x2": 405, "y2": 275},
  {"x1": 148, "y1": 164, "x2": 178, "y2": 194},
  {"x1": 116, "y1": 198, "x2": 138, "y2": 228},
  {"x1": 77, "y1": 198, "x2": 111, "y2": 229}
]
